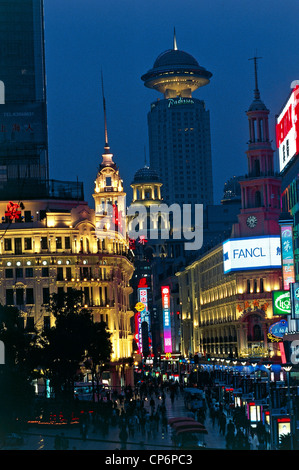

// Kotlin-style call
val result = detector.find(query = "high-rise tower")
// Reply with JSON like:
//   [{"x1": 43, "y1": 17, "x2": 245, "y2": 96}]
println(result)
[
  {"x1": 232, "y1": 57, "x2": 281, "y2": 238},
  {"x1": 141, "y1": 31, "x2": 213, "y2": 208},
  {"x1": 0, "y1": 0, "x2": 48, "y2": 197}
]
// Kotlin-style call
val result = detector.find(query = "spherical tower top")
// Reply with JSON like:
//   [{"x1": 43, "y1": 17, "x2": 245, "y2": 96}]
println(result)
[{"x1": 141, "y1": 30, "x2": 212, "y2": 98}]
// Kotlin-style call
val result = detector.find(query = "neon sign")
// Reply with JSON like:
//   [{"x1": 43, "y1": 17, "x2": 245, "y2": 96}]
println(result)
[
  {"x1": 276, "y1": 85, "x2": 299, "y2": 172},
  {"x1": 280, "y1": 224, "x2": 295, "y2": 290},
  {"x1": 161, "y1": 286, "x2": 172, "y2": 353},
  {"x1": 272, "y1": 291, "x2": 291, "y2": 315},
  {"x1": 5, "y1": 201, "x2": 21, "y2": 220},
  {"x1": 168, "y1": 97, "x2": 194, "y2": 108}
]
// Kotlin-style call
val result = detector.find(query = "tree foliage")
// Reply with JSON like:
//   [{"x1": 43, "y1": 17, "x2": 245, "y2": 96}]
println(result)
[{"x1": 41, "y1": 289, "x2": 112, "y2": 399}]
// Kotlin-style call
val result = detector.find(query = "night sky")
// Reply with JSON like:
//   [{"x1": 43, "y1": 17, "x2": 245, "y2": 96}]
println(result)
[{"x1": 43, "y1": 0, "x2": 299, "y2": 207}]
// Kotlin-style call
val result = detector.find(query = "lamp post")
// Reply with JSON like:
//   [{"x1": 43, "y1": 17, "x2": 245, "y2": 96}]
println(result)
[
  {"x1": 264, "y1": 362, "x2": 273, "y2": 450},
  {"x1": 282, "y1": 363, "x2": 294, "y2": 450}
]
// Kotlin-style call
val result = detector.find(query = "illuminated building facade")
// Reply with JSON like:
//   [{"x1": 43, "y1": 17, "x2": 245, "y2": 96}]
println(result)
[
  {"x1": 177, "y1": 59, "x2": 283, "y2": 360},
  {"x1": 0, "y1": 0, "x2": 49, "y2": 193},
  {"x1": 141, "y1": 32, "x2": 213, "y2": 208},
  {"x1": 0, "y1": 134, "x2": 134, "y2": 371}
]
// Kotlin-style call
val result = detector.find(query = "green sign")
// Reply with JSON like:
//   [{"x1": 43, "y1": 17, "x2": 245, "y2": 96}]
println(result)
[{"x1": 272, "y1": 291, "x2": 291, "y2": 315}]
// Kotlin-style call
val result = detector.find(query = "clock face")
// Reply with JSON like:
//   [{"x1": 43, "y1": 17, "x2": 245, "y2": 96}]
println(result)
[{"x1": 247, "y1": 215, "x2": 257, "y2": 228}]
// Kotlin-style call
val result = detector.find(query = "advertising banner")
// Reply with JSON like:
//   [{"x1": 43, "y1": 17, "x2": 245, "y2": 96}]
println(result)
[
  {"x1": 223, "y1": 236, "x2": 281, "y2": 273},
  {"x1": 272, "y1": 291, "x2": 291, "y2": 315},
  {"x1": 290, "y1": 282, "x2": 299, "y2": 319},
  {"x1": 161, "y1": 286, "x2": 172, "y2": 354},
  {"x1": 280, "y1": 224, "x2": 295, "y2": 290},
  {"x1": 276, "y1": 85, "x2": 299, "y2": 172}
]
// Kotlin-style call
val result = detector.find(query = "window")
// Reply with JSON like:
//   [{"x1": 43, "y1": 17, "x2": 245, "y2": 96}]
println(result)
[
  {"x1": 5, "y1": 268, "x2": 13, "y2": 278},
  {"x1": 66, "y1": 266, "x2": 72, "y2": 280},
  {"x1": 16, "y1": 288, "x2": 24, "y2": 306},
  {"x1": 57, "y1": 267, "x2": 63, "y2": 281},
  {"x1": 16, "y1": 268, "x2": 23, "y2": 279},
  {"x1": 42, "y1": 267, "x2": 49, "y2": 277},
  {"x1": 24, "y1": 238, "x2": 32, "y2": 250},
  {"x1": 6, "y1": 289, "x2": 14, "y2": 305},
  {"x1": 14, "y1": 238, "x2": 22, "y2": 255},
  {"x1": 40, "y1": 237, "x2": 48, "y2": 249},
  {"x1": 4, "y1": 238, "x2": 12, "y2": 251},
  {"x1": 25, "y1": 267, "x2": 33, "y2": 277},
  {"x1": 42, "y1": 288, "x2": 50, "y2": 304},
  {"x1": 26, "y1": 288, "x2": 34, "y2": 304},
  {"x1": 65, "y1": 237, "x2": 71, "y2": 249},
  {"x1": 106, "y1": 176, "x2": 112, "y2": 186},
  {"x1": 56, "y1": 237, "x2": 62, "y2": 249},
  {"x1": 26, "y1": 317, "x2": 35, "y2": 332}
]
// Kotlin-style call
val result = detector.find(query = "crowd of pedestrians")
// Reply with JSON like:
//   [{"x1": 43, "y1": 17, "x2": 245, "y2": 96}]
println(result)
[
  {"x1": 75, "y1": 380, "x2": 180, "y2": 449},
  {"x1": 54, "y1": 372, "x2": 271, "y2": 450}
]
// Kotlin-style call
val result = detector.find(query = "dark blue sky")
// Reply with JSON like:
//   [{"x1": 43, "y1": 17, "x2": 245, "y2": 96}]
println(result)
[{"x1": 43, "y1": 0, "x2": 299, "y2": 207}]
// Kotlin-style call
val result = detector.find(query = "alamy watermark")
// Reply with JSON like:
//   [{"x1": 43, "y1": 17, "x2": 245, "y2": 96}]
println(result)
[{"x1": 95, "y1": 196, "x2": 203, "y2": 251}]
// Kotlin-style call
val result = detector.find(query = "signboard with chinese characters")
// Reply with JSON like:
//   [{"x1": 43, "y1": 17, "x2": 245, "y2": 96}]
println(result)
[
  {"x1": 0, "y1": 102, "x2": 47, "y2": 145},
  {"x1": 290, "y1": 282, "x2": 299, "y2": 319},
  {"x1": 161, "y1": 286, "x2": 172, "y2": 354},
  {"x1": 137, "y1": 277, "x2": 151, "y2": 356},
  {"x1": 280, "y1": 224, "x2": 295, "y2": 290},
  {"x1": 223, "y1": 236, "x2": 281, "y2": 274},
  {"x1": 276, "y1": 85, "x2": 299, "y2": 172},
  {"x1": 272, "y1": 291, "x2": 291, "y2": 315},
  {"x1": 268, "y1": 319, "x2": 288, "y2": 342}
]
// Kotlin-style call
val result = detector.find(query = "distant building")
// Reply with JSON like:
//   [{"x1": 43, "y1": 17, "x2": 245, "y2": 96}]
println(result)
[
  {"x1": 177, "y1": 59, "x2": 283, "y2": 361},
  {"x1": 0, "y1": 0, "x2": 49, "y2": 192},
  {"x1": 141, "y1": 31, "x2": 213, "y2": 209}
]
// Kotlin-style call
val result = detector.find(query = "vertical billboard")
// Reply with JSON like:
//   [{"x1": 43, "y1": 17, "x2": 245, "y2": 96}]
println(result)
[
  {"x1": 280, "y1": 224, "x2": 295, "y2": 290},
  {"x1": 290, "y1": 282, "x2": 299, "y2": 319},
  {"x1": 276, "y1": 85, "x2": 299, "y2": 172},
  {"x1": 137, "y1": 277, "x2": 151, "y2": 357},
  {"x1": 161, "y1": 286, "x2": 172, "y2": 354}
]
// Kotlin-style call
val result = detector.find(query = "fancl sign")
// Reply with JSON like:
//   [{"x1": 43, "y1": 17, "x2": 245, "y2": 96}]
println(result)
[
  {"x1": 223, "y1": 236, "x2": 281, "y2": 274},
  {"x1": 167, "y1": 97, "x2": 194, "y2": 108},
  {"x1": 272, "y1": 291, "x2": 291, "y2": 315}
]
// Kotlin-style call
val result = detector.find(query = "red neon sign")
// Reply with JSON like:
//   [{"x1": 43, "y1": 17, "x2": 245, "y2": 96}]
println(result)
[{"x1": 5, "y1": 201, "x2": 21, "y2": 220}]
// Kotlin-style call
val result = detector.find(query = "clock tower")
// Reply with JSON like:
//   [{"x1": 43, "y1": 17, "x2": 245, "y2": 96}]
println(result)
[{"x1": 232, "y1": 58, "x2": 281, "y2": 238}]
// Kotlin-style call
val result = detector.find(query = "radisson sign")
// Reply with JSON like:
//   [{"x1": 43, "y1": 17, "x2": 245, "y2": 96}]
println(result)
[
  {"x1": 272, "y1": 291, "x2": 291, "y2": 315},
  {"x1": 167, "y1": 98, "x2": 194, "y2": 108}
]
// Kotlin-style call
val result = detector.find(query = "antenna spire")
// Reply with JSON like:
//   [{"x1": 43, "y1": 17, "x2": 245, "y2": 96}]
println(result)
[
  {"x1": 173, "y1": 27, "x2": 178, "y2": 50},
  {"x1": 249, "y1": 55, "x2": 262, "y2": 100},
  {"x1": 101, "y1": 70, "x2": 109, "y2": 147}
]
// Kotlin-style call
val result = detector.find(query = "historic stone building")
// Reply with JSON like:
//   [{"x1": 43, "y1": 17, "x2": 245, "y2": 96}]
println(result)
[{"x1": 0, "y1": 135, "x2": 134, "y2": 368}]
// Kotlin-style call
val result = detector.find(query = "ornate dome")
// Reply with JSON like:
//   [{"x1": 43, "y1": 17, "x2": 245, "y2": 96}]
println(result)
[
  {"x1": 132, "y1": 166, "x2": 161, "y2": 184},
  {"x1": 153, "y1": 49, "x2": 200, "y2": 69}
]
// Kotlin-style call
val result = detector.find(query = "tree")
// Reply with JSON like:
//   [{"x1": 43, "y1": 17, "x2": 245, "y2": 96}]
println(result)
[
  {"x1": 41, "y1": 289, "x2": 112, "y2": 401},
  {"x1": 0, "y1": 305, "x2": 38, "y2": 436}
]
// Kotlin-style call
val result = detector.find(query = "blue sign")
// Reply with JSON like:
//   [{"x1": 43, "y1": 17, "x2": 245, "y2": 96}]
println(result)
[{"x1": 269, "y1": 319, "x2": 288, "y2": 339}]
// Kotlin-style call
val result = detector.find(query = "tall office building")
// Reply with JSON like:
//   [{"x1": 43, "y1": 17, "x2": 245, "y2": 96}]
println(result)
[
  {"x1": 0, "y1": 0, "x2": 48, "y2": 197},
  {"x1": 141, "y1": 33, "x2": 213, "y2": 208}
]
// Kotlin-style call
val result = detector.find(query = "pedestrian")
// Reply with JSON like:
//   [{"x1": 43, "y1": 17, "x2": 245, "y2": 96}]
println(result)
[
  {"x1": 249, "y1": 431, "x2": 259, "y2": 450},
  {"x1": 119, "y1": 426, "x2": 128, "y2": 450}
]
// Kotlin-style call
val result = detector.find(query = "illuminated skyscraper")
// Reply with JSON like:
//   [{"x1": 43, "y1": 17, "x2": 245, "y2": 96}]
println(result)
[
  {"x1": 0, "y1": 0, "x2": 48, "y2": 197},
  {"x1": 141, "y1": 32, "x2": 213, "y2": 208}
]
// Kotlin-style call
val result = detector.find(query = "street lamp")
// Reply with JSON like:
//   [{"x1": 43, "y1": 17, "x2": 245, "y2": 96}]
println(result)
[
  {"x1": 282, "y1": 363, "x2": 294, "y2": 450},
  {"x1": 264, "y1": 362, "x2": 273, "y2": 450}
]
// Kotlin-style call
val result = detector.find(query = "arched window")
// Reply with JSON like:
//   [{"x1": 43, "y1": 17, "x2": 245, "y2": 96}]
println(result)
[{"x1": 255, "y1": 190, "x2": 262, "y2": 207}]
